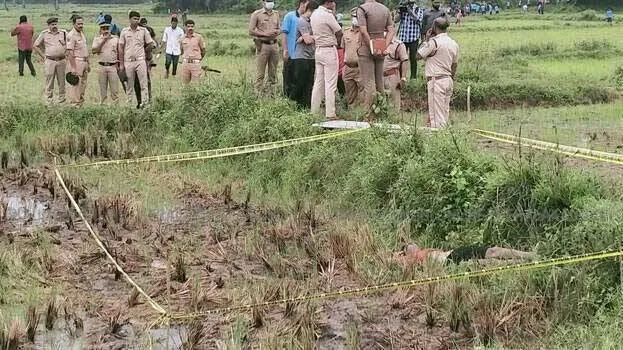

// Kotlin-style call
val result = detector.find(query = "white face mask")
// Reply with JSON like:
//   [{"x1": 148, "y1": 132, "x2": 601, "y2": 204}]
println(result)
[
  {"x1": 351, "y1": 18, "x2": 358, "y2": 27},
  {"x1": 265, "y1": 2, "x2": 275, "y2": 10}
]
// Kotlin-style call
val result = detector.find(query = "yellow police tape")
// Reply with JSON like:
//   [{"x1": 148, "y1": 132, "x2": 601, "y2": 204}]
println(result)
[
  {"x1": 60, "y1": 129, "x2": 366, "y2": 168},
  {"x1": 54, "y1": 167, "x2": 167, "y2": 315},
  {"x1": 472, "y1": 129, "x2": 623, "y2": 166},
  {"x1": 168, "y1": 249, "x2": 623, "y2": 320}
]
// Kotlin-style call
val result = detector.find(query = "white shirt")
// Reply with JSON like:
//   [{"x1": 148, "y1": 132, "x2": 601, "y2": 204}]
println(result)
[{"x1": 162, "y1": 26, "x2": 184, "y2": 55}]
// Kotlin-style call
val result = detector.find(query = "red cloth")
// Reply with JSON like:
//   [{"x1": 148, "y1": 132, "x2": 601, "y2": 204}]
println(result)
[
  {"x1": 337, "y1": 47, "x2": 345, "y2": 76},
  {"x1": 13, "y1": 23, "x2": 33, "y2": 51}
]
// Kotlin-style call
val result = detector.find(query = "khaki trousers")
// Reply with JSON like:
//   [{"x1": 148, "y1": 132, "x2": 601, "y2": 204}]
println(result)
[
  {"x1": 255, "y1": 42, "x2": 279, "y2": 93},
  {"x1": 311, "y1": 46, "x2": 338, "y2": 119},
  {"x1": 98, "y1": 65, "x2": 119, "y2": 104},
  {"x1": 343, "y1": 66, "x2": 363, "y2": 109},
  {"x1": 44, "y1": 58, "x2": 66, "y2": 104},
  {"x1": 125, "y1": 60, "x2": 149, "y2": 106},
  {"x1": 68, "y1": 60, "x2": 88, "y2": 107},
  {"x1": 383, "y1": 74, "x2": 401, "y2": 111},
  {"x1": 358, "y1": 51, "x2": 384, "y2": 108},
  {"x1": 182, "y1": 62, "x2": 202, "y2": 84},
  {"x1": 427, "y1": 76, "x2": 454, "y2": 128}
]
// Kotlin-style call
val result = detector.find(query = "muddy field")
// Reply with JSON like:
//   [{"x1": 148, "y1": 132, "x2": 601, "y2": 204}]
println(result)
[{"x1": 0, "y1": 165, "x2": 545, "y2": 349}]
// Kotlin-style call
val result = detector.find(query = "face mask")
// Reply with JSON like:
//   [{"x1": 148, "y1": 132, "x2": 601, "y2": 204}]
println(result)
[
  {"x1": 351, "y1": 18, "x2": 358, "y2": 27},
  {"x1": 265, "y1": 2, "x2": 275, "y2": 10}
]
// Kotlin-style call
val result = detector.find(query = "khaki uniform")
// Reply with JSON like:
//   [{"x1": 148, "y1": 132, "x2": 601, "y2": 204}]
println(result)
[
  {"x1": 249, "y1": 8, "x2": 280, "y2": 93},
  {"x1": 342, "y1": 28, "x2": 363, "y2": 109},
  {"x1": 356, "y1": 1, "x2": 393, "y2": 109},
  {"x1": 92, "y1": 34, "x2": 120, "y2": 103},
  {"x1": 66, "y1": 29, "x2": 89, "y2": 107},
  {"x1": 310, "y1": 6, "x2": 342, "y2": 118},
  {"x1": 417, "y1": 33, "x2": 459, "y2": 128},
  {"x1": 34, "y1": 29, "x2": 67, "y2": 104},
  {"x1": 119, "y1": 26, "x2": 154, "y2": 106},
  {"x1": 181, "y1": 33, "x2": 206, "y2": 84},
  {"x1": 383, "y1": 40, "x2": 408, "y2": 110}
]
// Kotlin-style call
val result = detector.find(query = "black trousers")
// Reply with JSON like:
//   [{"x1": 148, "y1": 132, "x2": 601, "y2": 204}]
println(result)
[
  {"x1": 18, "y1": 49, "x2": 35, "y2": 76},
  {"x1": 165, "y1": 54, "x2": 180, "y2": 75},
  {"x1": 283, "y1": 57, "x2": 296, "y2": 98},
  {"x1": 338, "y1": 76, "x2": 345, "y2": 96},
  {"x1": 134, "y1": 69, "x2": 152, "y2": 108},
  {"x1": 291, "y1": 59, "x2": 315, "y2": 109},
  {"x1": 404, "y1": 41, "x2": 419, "y2": 79}
]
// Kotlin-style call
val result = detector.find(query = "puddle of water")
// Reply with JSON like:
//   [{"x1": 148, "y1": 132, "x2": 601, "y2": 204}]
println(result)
[{"x1": 5, "y1": 195, "x2": 49, "y2": 225}]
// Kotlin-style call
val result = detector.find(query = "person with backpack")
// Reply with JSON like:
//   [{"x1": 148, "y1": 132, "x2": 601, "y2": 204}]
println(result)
[{"x1": 383, "y1": 37, "x2": 408, "y2": 111}]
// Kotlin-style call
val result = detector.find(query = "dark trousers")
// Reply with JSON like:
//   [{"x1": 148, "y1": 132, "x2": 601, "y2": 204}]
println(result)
[
  {"x1": 291, "y1": 59, "x2": 315, "y2": 108},
  {"x1": 283, "y1": 57, "x2": 297, "y2": 98},
  {"x1": 337, "y1": 76, "x2": 345, "y2": 96},
  {"x1": 404, "y1": 41, "x2": 419, "y2": 79},
  {"x1": 165, "y1": 54, "x2": 180, "y2": 75},
  {"x1": 18, "y1": 49, "x2": 35, "y2": 76},
  {"x1": 134, "y1": 69, "x2": 152, "y2": 108}
]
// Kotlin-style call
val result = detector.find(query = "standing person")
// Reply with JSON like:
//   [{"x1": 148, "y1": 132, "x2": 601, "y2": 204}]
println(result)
[
  {"x1": 137, "y1": 17, "x2": 157, "y2": 106},
  {"x1": 249, "y1": 1, "x2": 281, "y2": 95},
  {"x1": 281, "y1": 0, "x2": 308, "y2": 98},
  {"x1": 537, "y1": 0, "x2": 543, "y2": 14},
  {"x1": 357, "y1": 0, "x2": 394, "y2": 113},
  {"x1": 162, "y1": 17, "x2": 184, "y2": 78},
  {"x1": 606, "y1": 8, "x2": 614, "y2": 26},
  {"x1": 104, "y1": 14, "x2": 121, "y2": 36},
  {"x1": 455, "y1": 8, "x2": 463, "y2": 26},
  {"x1": 397, "y1": 0, "x2": 423, "y2": 80},
  {"x1": 310, "y1": 0, "x2": 343, "y2": 119},
  {"x1": 342, "y1": 8, "x2": 363, "y2": 109},
  {"x1": 180, "y1": 19, "x2": 206, "y2": 84},
  {"x1": 422, "y1": 0, "x2": 445, "y2": 34},
  {"x1": 291, "y1": 0, "x2": 318, "y2": 108},
  {"x1": 383, "y1": 37, "x2": 408, "y2": 111},
  {"x1": 66, "y1": 16, "x2": 89, "y2": 107},
  {"x1": 417, "y1": 17, "x2": 459, "y2": 128},
  {"x1": 92, "y1": 20, "x2": 120, "y2": 104},
  {"x1": 336, "y1": 13, "x2": 346, "y2": 98},
  {"x1": 119, "y1": 11, "x2": 155, "y2": 108},
  {"x1": 34, "y1": 17, "x2": 67, "y2": 105},
  {"x1": 11, "y1": 15, "x2": 36, "y2": 77}
]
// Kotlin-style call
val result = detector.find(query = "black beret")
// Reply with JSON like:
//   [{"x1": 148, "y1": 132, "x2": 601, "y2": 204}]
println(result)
[{"x1": 47, "y1": 17, "x2": 58, "y2": 25}]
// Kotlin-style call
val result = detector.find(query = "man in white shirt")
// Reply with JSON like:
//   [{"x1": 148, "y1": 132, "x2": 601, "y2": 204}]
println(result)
[{"x1": 162, "y1": 17, "x2": 184, "y2": 78}]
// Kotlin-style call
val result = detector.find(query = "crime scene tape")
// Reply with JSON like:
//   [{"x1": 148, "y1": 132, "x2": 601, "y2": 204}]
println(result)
[
  {"x1": 168, "y1": 249, "x2": 623, "y2": 320},
  {"x1": 54, "y1": 167, "x2": 167, "y2": 315},
  {"x1": 60, "y1": 129, "x2": 366, "y2": 168},
  {"x1": 472, "y1": 129, "x2": 623, "y2": 166}
]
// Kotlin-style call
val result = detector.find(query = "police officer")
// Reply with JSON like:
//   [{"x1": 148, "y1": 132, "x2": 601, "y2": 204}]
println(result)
[
  {"x1": 34, "y1": 17, "x2": 67, "y2": 105},
  {"x1": 383, "y1": 37, "x2": 409, "y2": 110},
  {"x1": 180, "y1": 19, "x2": 206, "y2": 84},
  {"x1": 92, "y1": 20, "x2": 120, "y2": 103},
  {"x1": 341, "y1": 8, "x2": 364, "y2": 109},
  {"x1": 67, "y1": 16, "x2": 89, "y2": 107},
  {"x1": 357, "y1": 0, "x2": 394, "y2": 114},
  {"x1": 417, "y1": 17, "x2": 459, "y2": 128},
  {"x1": 422, "y1": 0, "x2": 445, "y2": 34},
  {"x1": 249, "y1": 0, "x2": 281, "y2": 95},
  {"x1": 119, "y1": 11, "x2": 155, "y2": 108}
]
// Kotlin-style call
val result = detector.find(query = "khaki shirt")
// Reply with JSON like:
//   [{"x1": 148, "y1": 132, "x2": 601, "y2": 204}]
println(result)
[
  {"x1": 119, "y1": 26, "x2": 154, "y2": 60},
  {"x1": 342, "y1": 28, "x2": 361, "y2": 66},
  {"x1": 92, "y1": 35, "x2": 119, "y2": 63},
  {"x1": 181, "y1": 33, "x2": 206, "y2": 60},
  {"x1": 67, "y1": 29, "x2": 88, "y2": 58},
  {"x1": 249, "y1": 8, "x2": 280, "y2": 41},
  {"x1": 34, "y1": 29, "x2": 67, "y2": 58},
  {"x1": 357, "y1": 2, "x2": 393, "y2": 39},
  {"x1": 384, "y1": 39, "x2": 408, "y2": 72},
  {"x1": 310, "y1": 6, "x2": 341, "y2": 48},
  {"x1": 417, "y1": 33, "x2": 459, "y2": 78}
]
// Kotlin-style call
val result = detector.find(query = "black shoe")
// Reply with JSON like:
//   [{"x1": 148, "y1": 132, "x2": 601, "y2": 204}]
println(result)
[
  {"x1": 19, "y1": 73, "x2": 24, "y2": 76},
  {"x1": 31, "y1": 72, "x2": 36, "y2": 77}
]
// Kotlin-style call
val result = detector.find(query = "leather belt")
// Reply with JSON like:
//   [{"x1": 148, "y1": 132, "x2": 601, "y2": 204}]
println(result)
[
  {"x1": 261, "y1": 39, "x2": 277, "y2": 44},
  {"x1": 384, "y1": 68, "x2": 399, "y2": 77},
  {"x1": 318, "y1": 45, "x2": 336, "y2": 48},
  {"x1": 427, "y1": 75, "x2": 451, "y2": 82},
  {"x1": 99, "y1": 62, "x2": 117, "y2": 66},
  {"x1": 75, "y1": 57, "x2": 88, "y2": 61},
  {"x1": 125, "y1": 57, "x2": 145, "y2": 62},
  {"x1": 183, "y1": 58, "x2": 201, "y2": 63},
  {"x1": 46, "y1": 56, "x2": 65, "y2": 61}
]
